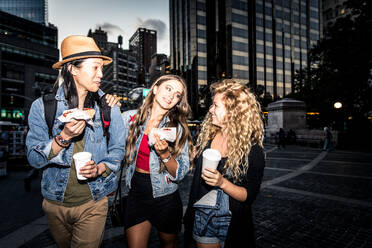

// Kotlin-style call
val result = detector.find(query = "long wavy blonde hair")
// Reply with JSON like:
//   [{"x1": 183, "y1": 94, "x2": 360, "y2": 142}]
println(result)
[
  {"x1": 125, "y1": 74, "x2": 193, "y2": 171},
  {"x1": 196, "y1": 79, "x2": 264, "y2": 182}
]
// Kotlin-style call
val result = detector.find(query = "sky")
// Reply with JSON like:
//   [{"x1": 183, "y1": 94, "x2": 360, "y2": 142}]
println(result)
[{"x1": 48, "y1": 0, "x2": 170, "y2": 56}]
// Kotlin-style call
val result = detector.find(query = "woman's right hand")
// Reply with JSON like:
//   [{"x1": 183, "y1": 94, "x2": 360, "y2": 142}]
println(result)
[{"x1": 61, "y1": 120, "x2": 86, "y2": 140}]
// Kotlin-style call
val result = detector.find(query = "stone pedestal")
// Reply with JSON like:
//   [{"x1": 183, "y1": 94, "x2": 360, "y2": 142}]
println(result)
[{"x1": 266, "y1": 98, "x2": 306, "y2": 137}]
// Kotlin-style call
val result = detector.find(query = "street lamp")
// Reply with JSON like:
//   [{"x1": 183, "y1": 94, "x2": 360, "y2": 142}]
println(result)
[
  {"x1": 333, "y1": 101, "x2": 343, "y2": 131},
  {"x1": 334, "y1": 102, "x2": 342, "y2": 109}
]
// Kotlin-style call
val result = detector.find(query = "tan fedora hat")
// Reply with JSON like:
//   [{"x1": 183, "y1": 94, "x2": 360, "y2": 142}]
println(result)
[{"x1": 52, "y1": 35, "x2": 112, "y2": 69}]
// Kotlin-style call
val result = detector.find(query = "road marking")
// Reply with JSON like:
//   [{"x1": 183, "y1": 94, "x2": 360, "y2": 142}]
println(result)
[
  {"x1": 265, "y1": 166, "x2": 372, "y2": 180},
  {"x1": 261, "y1": 151, "x2": 328, "y2": 188},
  {"x1": 0, "y1": 216, "x2": 48, "y2": 247},
  {"x1": 266, "y1": 185, "x2": 372, "y2": 208},
  {"x1": 266, "y1": 157, "x2": 312, "y2": 162},
  {"x1": 265, "y1": 147, "x2": 277, "y2": 154}
]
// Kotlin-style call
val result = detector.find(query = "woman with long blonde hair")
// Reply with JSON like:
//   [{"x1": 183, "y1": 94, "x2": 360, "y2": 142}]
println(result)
[
  {"x1": 184, "y1": 79, "x2": 265, "y2": 248},
  {"x1": 121, "y1": 74, "x2": 193, "y2": 248}
]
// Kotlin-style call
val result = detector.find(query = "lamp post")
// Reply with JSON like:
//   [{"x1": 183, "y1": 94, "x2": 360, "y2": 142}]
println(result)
[{"x1": 333, "y1": 101, "x2": 343, "y2": 131}]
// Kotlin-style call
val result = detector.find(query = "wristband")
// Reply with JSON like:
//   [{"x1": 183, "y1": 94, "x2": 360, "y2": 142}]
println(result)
[{"x1": 54, "y1": 135, "x2": 71, "y2": 148}]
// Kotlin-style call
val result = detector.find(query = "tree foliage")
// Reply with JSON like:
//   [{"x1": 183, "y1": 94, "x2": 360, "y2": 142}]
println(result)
[{"x1": 290, "y1": 0, "x2": 372, "y2": 127}]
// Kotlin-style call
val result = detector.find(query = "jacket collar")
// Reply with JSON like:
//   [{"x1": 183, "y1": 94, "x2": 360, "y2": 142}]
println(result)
[{"x1": 55, "y1": 85, "x2": 105, "y2": 101}]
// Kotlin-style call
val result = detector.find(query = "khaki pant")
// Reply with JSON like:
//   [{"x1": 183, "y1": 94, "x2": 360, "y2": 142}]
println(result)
[{"x1": 42, "y1": 197, "x2": 108, "y2": 248}]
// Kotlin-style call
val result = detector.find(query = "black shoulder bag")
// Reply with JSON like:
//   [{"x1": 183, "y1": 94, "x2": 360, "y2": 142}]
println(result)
[{"x1": 109, "y1": 161, "x2": 127, "y2": 227}]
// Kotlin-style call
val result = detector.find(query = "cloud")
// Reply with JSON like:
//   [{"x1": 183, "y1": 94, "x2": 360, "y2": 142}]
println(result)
[
  {"x1": 94, "y1": 22, "x2": 124, "y2": 36},
  {"x1": 135, "y1": 18, "x2": 167, "y2": 40}
]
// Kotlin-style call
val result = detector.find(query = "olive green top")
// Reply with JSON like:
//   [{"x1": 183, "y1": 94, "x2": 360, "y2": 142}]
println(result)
[{"x1": 47, "y1": 134, "x2": 112, "y2": 207}]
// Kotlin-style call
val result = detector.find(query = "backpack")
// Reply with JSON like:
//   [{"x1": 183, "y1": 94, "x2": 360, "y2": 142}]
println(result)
[{"x1": 42, "y1": 92, "x2": 112, "y2": 144}]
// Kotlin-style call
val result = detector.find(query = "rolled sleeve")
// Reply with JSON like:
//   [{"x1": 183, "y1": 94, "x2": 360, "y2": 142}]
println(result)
[
  {"x1": 26, "y1": 99, "x2": 70, "y2": 169},
  {"x1": 167, "y1": 140, "x2": 190, "y2": 182},
  {"x1": 96, "y1": 106, "x2": 126, "y2": 173}
]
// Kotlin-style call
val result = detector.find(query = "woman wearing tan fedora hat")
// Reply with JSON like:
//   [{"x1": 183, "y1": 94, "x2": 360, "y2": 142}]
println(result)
[{"x1": 26, "y1": 35, "x2": 126, "y2": 248}]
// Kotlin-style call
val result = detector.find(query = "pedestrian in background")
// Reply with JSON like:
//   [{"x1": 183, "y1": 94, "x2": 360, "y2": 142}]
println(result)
[
  {"x1": 323, "y1": 126, "x2": 333, "y2": 151},
  {"x1": 277, "y1": 128, "x2": 286, "y2": 149},
  {"x1": 26, "y1": 35, "x2": 125, "y2": 248},
  {"x1": 183, "y1": 79, "x2": 266, "y2": 248},
  {"x1": 121, "y1": 74, "x2": 193, "y2": 248}
]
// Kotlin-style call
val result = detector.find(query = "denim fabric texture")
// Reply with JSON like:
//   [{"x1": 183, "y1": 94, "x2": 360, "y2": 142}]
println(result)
[
  {"x1": 193, "y1": 189, "x2": 231, "y2": 244},
  {"x1": 26, "y1": 86, "x2": 126, "y2": 202},
  {"x1": 121, "y1": 110, "x2": 190, "y2": 198}
]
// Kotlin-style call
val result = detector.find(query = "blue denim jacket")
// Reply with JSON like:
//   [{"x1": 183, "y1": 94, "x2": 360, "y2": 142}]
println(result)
[
  {"x1": 121, "y1": 110, "x2": 190, "y2": 198},
  {"x1": 26, "y1": 86, "x2": 126, "y2": 202}
]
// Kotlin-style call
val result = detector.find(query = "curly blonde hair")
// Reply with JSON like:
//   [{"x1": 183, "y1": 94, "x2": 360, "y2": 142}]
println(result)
[
  {"x1": 125, "y1": 74, "x2": 194, "y2": 171},
  {"x1": 196, "y1": 79, "x2": 264, "y2": 182}
]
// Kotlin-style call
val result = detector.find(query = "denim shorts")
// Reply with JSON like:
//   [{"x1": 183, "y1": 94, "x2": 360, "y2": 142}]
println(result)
[{"x1": 192, "y1": 189, "x2": 231, "y2": 245}]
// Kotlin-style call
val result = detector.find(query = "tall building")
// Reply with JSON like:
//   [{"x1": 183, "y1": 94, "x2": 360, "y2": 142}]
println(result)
[
  {"x1": 170, "y1": 0, "x2": 321, "y2": 113},
  {"x1": 322, "y1": 0, "x2": 351, "y2": 32},
  {"x1": 0, "y1": 10, "x2": 58, "y2": 123},
  {"x1": 129, "y1": 28, "x2": 157, "y2": 86},
  {"x1": 149, "y1": 53, "x2": 170, "y2": 83},
  {"x1": 0, "y1": 0, "x2": 48, "y2": 25},
  {"x1": 88, "y1": 28, "x2": 138, "y2": 97}
]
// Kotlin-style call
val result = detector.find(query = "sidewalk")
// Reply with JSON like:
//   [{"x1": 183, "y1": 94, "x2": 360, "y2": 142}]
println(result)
[{"x1": 0, "y1": 145, "x2": 371, "y2": 247}]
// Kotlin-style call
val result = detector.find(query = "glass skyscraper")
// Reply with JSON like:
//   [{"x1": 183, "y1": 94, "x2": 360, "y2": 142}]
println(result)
[
  {"x1": 170, "y1": 0, "x2": 320, "y2": 105},
  {"x1": 0, "y1": 0, "x2": 47, "y2": 25}
]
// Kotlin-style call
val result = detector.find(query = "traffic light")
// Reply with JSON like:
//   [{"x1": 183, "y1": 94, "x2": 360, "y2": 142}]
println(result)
[{"x1": 10, "y1": 96, "x2": 14, "y2": 105}]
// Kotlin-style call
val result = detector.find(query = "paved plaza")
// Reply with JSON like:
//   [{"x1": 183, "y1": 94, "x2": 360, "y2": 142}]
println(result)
[{"x1": 0, "y1": 144, "x2": 371, "y2": 247}]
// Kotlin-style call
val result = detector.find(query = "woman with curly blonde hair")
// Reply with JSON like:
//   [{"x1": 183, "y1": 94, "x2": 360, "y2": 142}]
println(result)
[{"x1": 184, "y1": 79, "x2": 266, "y2": 248}]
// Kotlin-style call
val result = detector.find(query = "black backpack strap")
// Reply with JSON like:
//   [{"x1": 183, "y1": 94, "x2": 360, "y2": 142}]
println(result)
[
  {"x1": 99, "y1": 94, "x2": 112, "y2": 144},
  {"x1": 43, "y1": 93, "x2": 58, "y2": 138}
]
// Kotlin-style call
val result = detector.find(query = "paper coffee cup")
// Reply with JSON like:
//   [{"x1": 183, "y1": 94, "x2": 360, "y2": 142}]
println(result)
[
  {"x1": 73, "y1": 152, "x2": 92, "y2": 180},
  {"x1": 202, "y1": 149, "x2": 221, "y2": 173}
]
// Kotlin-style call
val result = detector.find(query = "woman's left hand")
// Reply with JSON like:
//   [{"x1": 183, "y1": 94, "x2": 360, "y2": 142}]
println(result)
[
  {"x1": 105, "y1": 94, "x2": 122, "y2": 107},
  {"x1": 79, "y1": 161, "x2": 106, "y2": 178},
  {"x1": 201, "y1": 168, "x2": 225, "y2": 188}
]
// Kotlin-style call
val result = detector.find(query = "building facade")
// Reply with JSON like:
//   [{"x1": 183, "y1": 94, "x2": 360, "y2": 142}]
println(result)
[
  {"x1": 88, "y1": 28, "x2": 138, "y2": 97},
  {"x1": 0, "y1": 0, "x2": 48, "y2": 25},
  {"x1": 322, "y1": 0, "x2": 350, "y2": 32},
  {"x1": 170, "y1": 0, "x2": 321, "y2": 114},
  {"x1": 149, "y1": 53, "x2": 170, "y2": 83},
  {"x1": 129, "y1": 28, "x2": 157, "y2": 86},
  {"x1": 0, "y1": 10, "x2": 58, "y2": 123}
]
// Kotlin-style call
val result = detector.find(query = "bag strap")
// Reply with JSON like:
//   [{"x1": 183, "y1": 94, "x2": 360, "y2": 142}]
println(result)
[
  {"x1": 43, "y1": 93, "x2": 58, "y2": 138},
  {"x1": 99, "y1": 94, "x2": 111, "y2": 145},
  {"x1": 113, "y1": 160, "x2": 126, "y2": 203}
]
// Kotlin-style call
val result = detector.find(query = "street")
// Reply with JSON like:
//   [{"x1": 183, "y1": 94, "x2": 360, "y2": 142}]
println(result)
[{"x1": 0, "y1": 144, "x2": 371, "y2": 248}]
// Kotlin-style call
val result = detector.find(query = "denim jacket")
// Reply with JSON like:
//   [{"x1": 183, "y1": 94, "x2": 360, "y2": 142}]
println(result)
[
  {"x1": 121, "y1": 110, "x2": 190, "y2": 198},
  {"x1": 26, "y1": 86, "x2": 126, "y2": 202},
  {"x1": 193, "y1": 189, "x2": 231, "y2": 238}
]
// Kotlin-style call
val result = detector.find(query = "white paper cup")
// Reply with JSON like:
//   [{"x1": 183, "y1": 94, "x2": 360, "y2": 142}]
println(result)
[
  {"x1": 202, "y1": 149, "x2": 221, "y2": 174},
  {"x1": 73, "y1": 152, "x2": 92, "y2": 180}
]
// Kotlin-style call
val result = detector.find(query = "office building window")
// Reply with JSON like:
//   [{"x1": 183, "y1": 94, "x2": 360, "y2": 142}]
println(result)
[
  {"x1": 232, "y1": 0, "x2": 248, "y2": 11},
  {"x1": 256, "y1": 30, "x2": 264, "y2": 40},
  {"x1": 265, "y1": 32, "x2": 273, "y2": 41},
  {"x1": 197, "y1": 1, "x2": 206, "y2": 11},
  {"x1": 198, "y1": 43, "x2": 206, "y2": 52},
  {"x1": 257, "y1": 71, "x2": 264, "y2": 80},
  {"x1": 257, "y1": 44, "x2": 265, "y2": 53},
  {"x1": 256, "y1": 3, "x2": 263, "y2": 13},
  {"x1": 257, "y1": 58, "x2": 264, "y2": 66},
  {"x1": 197, "y1": 15, "x2": 206, "y2": 25},
  {"x1": 232, "y1": 41, "x2": 248, "y2": 52},
  {"x1": 233, "y1": 69, "x2": 249, "y2": 78},
  {"x1": 232, "y1": 27, "x2": 249, "y2": 38},
  {"x1": 233, "y1": 55, "x2": 249, "y2": 66},
  {"x1": 233, "y1": 13, "x2": 248, "y2": 25},
  {"x1": 256, "y1": 17, "x2": 264, "y2": 26},
  {"x1": 197, "y1": 29, "x2": 206, "y2": 38}
]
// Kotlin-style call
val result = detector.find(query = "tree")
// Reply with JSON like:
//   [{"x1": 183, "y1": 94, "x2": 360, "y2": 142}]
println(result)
[{"x1": 290, "y1": 0, "x2": 372, "y2": 132}]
